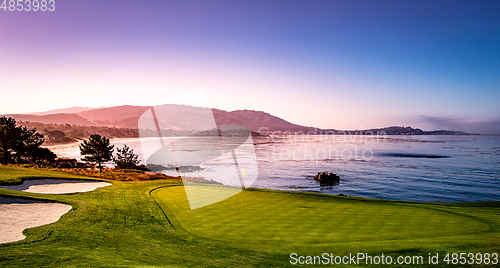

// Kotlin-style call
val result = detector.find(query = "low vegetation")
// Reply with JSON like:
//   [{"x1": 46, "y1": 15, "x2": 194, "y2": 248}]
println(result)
[{"x1": 113, "y1": 144, "x2": 140, "y2": 169}]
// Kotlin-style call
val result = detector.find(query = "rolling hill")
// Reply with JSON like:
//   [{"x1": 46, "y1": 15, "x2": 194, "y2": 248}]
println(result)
[
  {"x1": 6, "y1": 105, "x2": 312, "y2": 132},
  {"x1": 30, "y1": 106, "x2": 95, "y2": 115},
  {"x1": 4, "y1": 113, "x2": 93, "y2": 126},
  {"x1": 3, "y1": 105, "x2": 472, "y2": 139}
]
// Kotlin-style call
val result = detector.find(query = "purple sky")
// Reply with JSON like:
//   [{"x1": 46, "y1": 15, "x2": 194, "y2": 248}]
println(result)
[{"x1": 1, "y1": 0, "x2": 499, "y2": 133}]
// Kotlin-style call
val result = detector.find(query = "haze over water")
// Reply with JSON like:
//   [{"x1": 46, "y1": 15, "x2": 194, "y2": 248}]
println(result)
[
  {"x1": 52, "y1": 135, "x2": 500, "y2": 203},
  {"x1": 251, "y1": 135, "x2": 500, "y2": 203}
]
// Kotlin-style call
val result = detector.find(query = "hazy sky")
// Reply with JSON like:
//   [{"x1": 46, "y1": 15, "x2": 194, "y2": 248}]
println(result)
[{"x1": 1, "y1": 0, "x2": 499, "y2": 133}]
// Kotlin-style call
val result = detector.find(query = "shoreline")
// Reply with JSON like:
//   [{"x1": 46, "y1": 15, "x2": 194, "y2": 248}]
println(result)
[
  {"x1": 43, "y1": 137, "x2": 145, "y2": 149},
  {"x1": 43, "y1": 136, "x2": 189, "y2": 148},
  {"x1": 243, "y1": 186, "x2": 500, "y2": 205}
]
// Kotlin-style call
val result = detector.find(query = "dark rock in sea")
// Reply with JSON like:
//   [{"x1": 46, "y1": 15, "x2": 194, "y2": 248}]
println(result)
[
  {"x1": 314, "y1": 172, "x2": 340, "y2": 182},
  {"x1": 146, "y1": 164, "x2": 203, "y2": 172},
  {"x1": 380, "y1": 153, "x2": 449, "y2": 158}
]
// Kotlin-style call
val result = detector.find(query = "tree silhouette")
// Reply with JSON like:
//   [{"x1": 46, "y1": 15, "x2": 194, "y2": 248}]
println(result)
[
  {"x1": 113, "y1": 144, "x2": 140, "y2": 169},
  {"x1": 79, "y1": 134, "x2": 114, "y2": 172},
  {"x1": 0, "y1": 116, "x2": 45, "y2": 164},
  {"x1": 31, "y1": 147, "x2": 57, "y2": 167}
]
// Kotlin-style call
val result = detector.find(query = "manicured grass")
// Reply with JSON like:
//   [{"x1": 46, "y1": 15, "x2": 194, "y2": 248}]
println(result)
[
  {"x1": 1, "y1": 166, "x2": 499, "y2": 267},
  {"x1": 0, "y1": 166, "x2": 95, "y2": 185},
  {"x1": 0, "y1": 166, "x2": 284, "y2": 267},
  {"x1": 154, "y1": 185, "x2": 494, "y2": 253}
]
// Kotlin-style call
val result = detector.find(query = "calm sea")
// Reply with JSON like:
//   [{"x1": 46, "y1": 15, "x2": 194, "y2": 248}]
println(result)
[{"x1": 50, "y1": 135, "x2": 500, "y2": 203}]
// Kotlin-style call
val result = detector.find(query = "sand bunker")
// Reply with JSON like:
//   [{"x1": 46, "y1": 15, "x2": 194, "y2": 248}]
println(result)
[
  {"x1": 0, "y1": 179, "x2": 111, "y2": 194},
  {"x1": 0, "y1": 197, "x2": 71, "y2": 243},
  {"x1": 0, "y1": 180, "x2": 109, "y2": 243}
]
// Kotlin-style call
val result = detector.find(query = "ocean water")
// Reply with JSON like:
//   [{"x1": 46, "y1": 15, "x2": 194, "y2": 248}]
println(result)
[
  {"x1": 50, "y1": 135, "x2": 500, "y2": 203},
  {"x1": 249, "y1": 135, "x2": 500, "y2": 203}
]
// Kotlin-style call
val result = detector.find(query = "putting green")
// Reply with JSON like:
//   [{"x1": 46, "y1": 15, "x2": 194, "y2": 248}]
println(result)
[{"x1": 154, "y1": 184, "x2": 491, "y2": 253}]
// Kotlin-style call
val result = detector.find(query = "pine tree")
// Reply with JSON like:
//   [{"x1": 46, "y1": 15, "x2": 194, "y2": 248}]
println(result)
[
  {"x1": 79, "y1": 134, "x2": 114, "y2": 172},
  {"x1": 0, "y1": 116, "x2": 46, "y2": 164},
  {"x1": 113, "y1": 144, "x2": 140, "y2": 169}
]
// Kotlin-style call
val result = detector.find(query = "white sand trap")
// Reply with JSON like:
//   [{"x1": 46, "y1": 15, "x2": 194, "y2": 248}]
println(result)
[
  {"x1": 0, "y1": 179, "x2": 111, "y2": 194},
  {"x1": 0, "y1": 197, "x2": 71, "y2": 243}
]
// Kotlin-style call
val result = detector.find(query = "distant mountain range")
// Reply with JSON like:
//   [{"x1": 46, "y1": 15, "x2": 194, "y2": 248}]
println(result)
[
  {"x1": 5, "y1": 113, "x2": 94, "y2": 126},
  {"x1": 28, "y1": 106, "x2": 95, "y2": 115},
  {"x1": 5, "y1": 105, "x2": 315, "y2": 132},
  {"x1": 3, "y1": 105, "x2": 473, "y2": 138}
]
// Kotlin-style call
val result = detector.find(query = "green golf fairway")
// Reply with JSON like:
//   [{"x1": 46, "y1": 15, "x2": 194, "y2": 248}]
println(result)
[
  {"x1": 1, "y1": 166, "x2": 499, "y2": 267},
  {"x1": 153, "y1": 184, "x2": 496, "y2": 254},
  {"x1": 0, "y1": 166, "x2": 95, "y2": 185}
]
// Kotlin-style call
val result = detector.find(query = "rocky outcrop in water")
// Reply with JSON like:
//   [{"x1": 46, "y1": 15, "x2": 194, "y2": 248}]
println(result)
[{"x1": 314, "y1": 172, "x2": 340, "y2": 182}]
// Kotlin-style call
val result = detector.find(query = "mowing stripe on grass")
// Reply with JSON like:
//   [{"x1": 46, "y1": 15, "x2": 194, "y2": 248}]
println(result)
[{"x1": 154, "y1": 184, "x2": 493, "y2": 254}]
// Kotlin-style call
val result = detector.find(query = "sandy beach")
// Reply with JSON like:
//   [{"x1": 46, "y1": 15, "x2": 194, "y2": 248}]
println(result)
[{"x1": 43, "y1": 137, "x2": 146, "y2": 160}]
